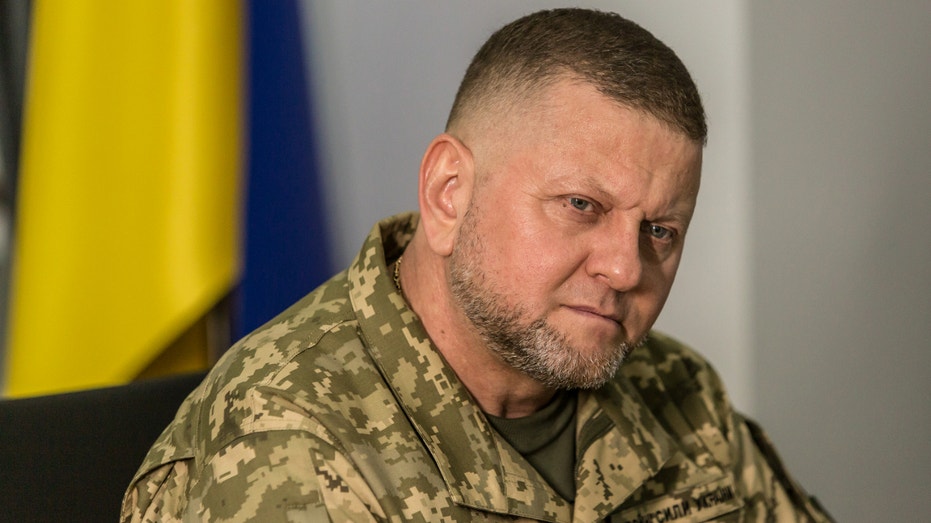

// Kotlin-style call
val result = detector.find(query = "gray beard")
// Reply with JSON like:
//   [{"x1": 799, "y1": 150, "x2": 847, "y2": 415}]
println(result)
[{"x1": 448, "y1": 212, "x2": 642, "y2": 390}]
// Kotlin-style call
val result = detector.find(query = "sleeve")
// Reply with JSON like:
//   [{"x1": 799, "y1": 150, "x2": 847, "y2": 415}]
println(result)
[
  {"x1": 185, "y1": 430, "x2": 386, "y2": 523},
  {"x1": 730, "y1": 413, "x2": 835, "y2": 522},
  {"x1": 123, "y1": 429, "x2": 386, "y2": 523},
  {"x1": 121, "y1": 460, "x2": 193, "y2": 523}
]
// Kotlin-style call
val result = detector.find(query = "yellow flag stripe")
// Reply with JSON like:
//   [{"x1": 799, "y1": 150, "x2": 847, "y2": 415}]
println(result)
[{"x1": 5, "y1": 1, "x2": 243, "y2": 397}]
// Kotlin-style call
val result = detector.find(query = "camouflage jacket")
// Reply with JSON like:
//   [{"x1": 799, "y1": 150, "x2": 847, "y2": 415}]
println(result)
[{"x1": 122, "y1": 213, "x2": 832, "y2": 522}]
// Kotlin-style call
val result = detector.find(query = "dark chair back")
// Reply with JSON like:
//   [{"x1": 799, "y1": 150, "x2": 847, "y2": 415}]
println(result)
[{"x1": 0, "y1": 372, "x2": 205, "y2": 522}]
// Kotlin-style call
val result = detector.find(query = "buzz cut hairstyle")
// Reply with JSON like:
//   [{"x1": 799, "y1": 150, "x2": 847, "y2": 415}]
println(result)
[{"x1": 446, "y1": 8, "x2": 708, "y2": 144}]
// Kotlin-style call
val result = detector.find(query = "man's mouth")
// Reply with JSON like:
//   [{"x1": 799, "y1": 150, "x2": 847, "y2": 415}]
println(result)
[{"x1": 564, "y1": 305, "x2": 623, "y2": 325}]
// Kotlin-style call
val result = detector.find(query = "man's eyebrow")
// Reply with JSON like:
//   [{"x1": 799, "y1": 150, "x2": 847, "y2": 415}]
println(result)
[
  {"x1": 660, "y1": 208, "x2": 695, "y2": 228},
  {"x1": 547, "y1": 172, "x2": 616, "y2": 200}
]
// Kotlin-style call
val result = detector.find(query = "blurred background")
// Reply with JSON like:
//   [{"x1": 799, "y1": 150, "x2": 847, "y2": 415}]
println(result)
[{"x1": 0, "y1": 1, "x2": 928, "y2": 521}]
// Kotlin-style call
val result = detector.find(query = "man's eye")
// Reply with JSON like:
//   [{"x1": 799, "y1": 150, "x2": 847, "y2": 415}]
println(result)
[
  {"x1": 641, "y1": 222, "x2": 673, "y2": 241},
  {"x1": 568, "y1": 197, "x2": 593, "y2": 211}
]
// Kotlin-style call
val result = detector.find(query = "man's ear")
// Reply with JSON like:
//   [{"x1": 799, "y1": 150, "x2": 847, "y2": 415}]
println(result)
[{"x1": 417, "y1": 133, "x2": 474, "y2": 257}]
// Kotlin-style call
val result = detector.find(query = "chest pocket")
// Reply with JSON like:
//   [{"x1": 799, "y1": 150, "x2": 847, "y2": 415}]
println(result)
[{"x1": 608, "y1": 476, "x2": 744, "y2": 523}]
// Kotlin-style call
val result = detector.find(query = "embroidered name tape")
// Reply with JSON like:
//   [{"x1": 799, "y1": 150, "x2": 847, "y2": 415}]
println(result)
[{"x1": 612, "y1": 476, "x2": 743, "y2": 523}]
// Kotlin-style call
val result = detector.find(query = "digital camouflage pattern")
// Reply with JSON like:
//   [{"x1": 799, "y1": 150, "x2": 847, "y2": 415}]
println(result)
[{"x1": 122, "y1": 213, "x2": 833, "y2": 522}]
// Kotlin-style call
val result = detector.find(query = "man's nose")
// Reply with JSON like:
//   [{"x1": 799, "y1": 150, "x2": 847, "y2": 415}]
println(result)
[{"x1": 584, "y1": 222, "x2": 643, "y2": 292}]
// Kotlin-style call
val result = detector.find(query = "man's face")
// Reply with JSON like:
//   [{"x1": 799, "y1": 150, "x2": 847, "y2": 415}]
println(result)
[{"x1": 448, "y1": 80, "x2": 702, "y2": 390}]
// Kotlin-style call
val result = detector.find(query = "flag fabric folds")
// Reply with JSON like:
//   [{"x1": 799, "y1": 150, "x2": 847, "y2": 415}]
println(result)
[{"x1": 5, "y1": 1, "x2": 243, "y2": 397}]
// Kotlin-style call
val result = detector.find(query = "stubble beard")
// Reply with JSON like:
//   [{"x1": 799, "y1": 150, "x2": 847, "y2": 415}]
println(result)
[{"x1": 448, "y1": 208, "x2": 643, "y2": 391}]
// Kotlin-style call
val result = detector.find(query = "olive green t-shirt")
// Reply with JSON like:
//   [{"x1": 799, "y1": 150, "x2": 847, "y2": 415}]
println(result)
[{"x1": 485, "y1": 391, "x2": 578, "y2": 501}]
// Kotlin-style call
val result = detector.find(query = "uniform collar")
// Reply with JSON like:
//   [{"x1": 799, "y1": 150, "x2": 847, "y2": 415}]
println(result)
[{"x1": 348, "y1": 213, "x2": 681, "y2": 522}]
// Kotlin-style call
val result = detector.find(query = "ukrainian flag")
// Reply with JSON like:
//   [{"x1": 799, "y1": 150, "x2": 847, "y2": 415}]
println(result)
[
  {"x1": 4, "y1": 1, "x2": 244, "y2": 397},
  {"x1": 3, "y1": 0, "x2": 332, "y2": 398}
]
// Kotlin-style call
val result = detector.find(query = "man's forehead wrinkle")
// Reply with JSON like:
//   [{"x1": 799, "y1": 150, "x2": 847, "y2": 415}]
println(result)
[{"x1": 538, "y1": 141, "x2": 697, "y2": 196}]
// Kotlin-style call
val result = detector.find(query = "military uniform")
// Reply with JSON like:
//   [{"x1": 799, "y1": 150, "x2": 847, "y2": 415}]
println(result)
[{"x1": 122, "y1": 213, "x2": 832, "y2": 522}]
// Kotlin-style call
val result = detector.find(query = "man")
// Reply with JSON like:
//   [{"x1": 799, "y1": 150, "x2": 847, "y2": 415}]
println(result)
[{"x1": 123, "y1": 8, "x2": 832, "y2": 522}]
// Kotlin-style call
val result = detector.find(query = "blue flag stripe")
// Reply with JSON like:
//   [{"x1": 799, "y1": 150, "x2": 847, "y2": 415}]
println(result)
[{"x1": 238, "y1": 0, "x2": 332, "y2": 339}]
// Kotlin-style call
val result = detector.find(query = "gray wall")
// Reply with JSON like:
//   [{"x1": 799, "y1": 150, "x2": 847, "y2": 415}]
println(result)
[
  {"x1": 301, "y1": 1, "x2": 931, "y2": 521},
  {"x1": 749, "y1": 2, "x2": 931, "y2": 521}
]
